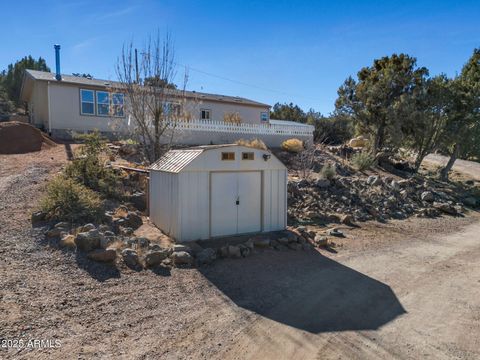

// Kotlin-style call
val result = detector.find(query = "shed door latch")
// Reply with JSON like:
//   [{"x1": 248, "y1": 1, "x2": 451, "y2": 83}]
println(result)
[{"x1": 236, "y1": 197, "x2": 240, "y2": 205}]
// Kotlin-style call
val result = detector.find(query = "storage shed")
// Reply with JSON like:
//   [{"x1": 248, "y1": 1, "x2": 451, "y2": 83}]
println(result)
[{"x1": 148, "y1": 144, "x2": 287, "y2": 242}]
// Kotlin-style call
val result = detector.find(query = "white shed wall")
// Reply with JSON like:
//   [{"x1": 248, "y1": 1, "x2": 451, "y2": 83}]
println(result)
[
  {"x1": 177, "y1": 171, "x2": 210, "y2": 241},
  {"x1": 263, "y1": 169, "x2": 288, "y2": 231},
  {"x1": 149, "y1": 171, "x2": 180, "y2": 239}
]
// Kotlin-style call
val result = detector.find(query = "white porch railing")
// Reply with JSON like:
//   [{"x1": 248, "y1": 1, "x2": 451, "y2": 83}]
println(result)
[{"x1": 170, "y1": 119, "x2": 314, "y2": 136}]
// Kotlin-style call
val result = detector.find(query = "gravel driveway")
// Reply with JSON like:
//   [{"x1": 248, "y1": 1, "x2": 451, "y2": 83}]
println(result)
[{"x1": 1, "y1": 147, "x2": 480, "y2": 359}]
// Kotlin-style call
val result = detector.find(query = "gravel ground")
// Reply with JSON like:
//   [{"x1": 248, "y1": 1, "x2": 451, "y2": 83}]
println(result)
[{"x1": 1, "y1": 146, "x2": 480, "y2": 359}]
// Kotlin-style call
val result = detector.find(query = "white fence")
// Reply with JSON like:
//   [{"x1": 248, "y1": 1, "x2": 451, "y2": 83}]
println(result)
[
  {"x1": 166, "y1": 119, "x2": 314, "y2": 147},
  {"x1": 171, "y1": 119, "x2": 314, "y2": 136}
]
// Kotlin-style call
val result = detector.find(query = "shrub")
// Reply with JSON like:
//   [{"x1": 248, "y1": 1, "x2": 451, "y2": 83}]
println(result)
[
  {"x1": 320, "y1": 163, "x2": 337, "y2": 180},
  {"x1": 236, "y1": 138, "x2": 268, "y2": 150},
  {"x1": 282, "y1": 138, "x2": 304, "y2": 153},
  {"x1": 350, "y1": 151, "x2": 375, "y2": 171},
  {"x1": 40, "y1": 177, "x2": 104, "y2": 224},
  {"x1": 313, "y1": 115, "x2": 354, "y2": 145},
  {"x1": 223, "y1": 112, "x2": 242, "y2": 124},
  {"x1": 65, "y1": 131, "x2": 122, "y2": 198}
]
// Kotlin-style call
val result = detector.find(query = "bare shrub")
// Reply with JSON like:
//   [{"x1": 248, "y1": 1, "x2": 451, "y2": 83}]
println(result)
[
  {"x1": 235, "y1": 138, "x2": 268, "y2": 150},
  {"x1": 282, "y1": 138, "x2": 304, "y2": 153},
  {"x1": 224, "y1": 112, "x2": 242, "y2": 124}
]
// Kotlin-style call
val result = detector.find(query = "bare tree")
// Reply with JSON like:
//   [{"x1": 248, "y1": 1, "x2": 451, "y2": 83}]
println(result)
[{"x1": 115, "y1": 32, "x2": 188, "y2": 162}]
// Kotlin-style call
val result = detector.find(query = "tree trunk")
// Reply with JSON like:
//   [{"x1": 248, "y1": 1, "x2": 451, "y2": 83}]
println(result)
[
  {"x1": 372, "y1": 122, "x2": 385, "y2": 156},
  {"x1": 440, "y1": 143, "x2": 459, "y2": 182},
  {"x1": 414, "y1": 152, "x2": 426, "y2": 173}
]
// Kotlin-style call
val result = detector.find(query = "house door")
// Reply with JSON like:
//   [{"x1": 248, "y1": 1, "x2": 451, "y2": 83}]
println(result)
[{"x1": 210, "y1": 172, "x2": 262, "y2": 237}]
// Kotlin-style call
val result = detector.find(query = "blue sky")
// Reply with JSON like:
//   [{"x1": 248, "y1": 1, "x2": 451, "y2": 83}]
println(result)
[{"x1": 1, "y1": 0, "x2": 479, "y2": 114}]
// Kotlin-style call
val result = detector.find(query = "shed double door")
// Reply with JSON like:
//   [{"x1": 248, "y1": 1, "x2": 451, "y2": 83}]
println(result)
[{"x1": 210, "y1": 171, "x2": 262, "y2": 237}]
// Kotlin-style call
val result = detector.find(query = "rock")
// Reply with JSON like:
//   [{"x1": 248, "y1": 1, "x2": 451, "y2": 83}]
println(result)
[
  {"x1": 130, "y1": 192, "x2": 146, "y2": 211},
  {"x1": 390, "y1": 180, "x2": 400, "y2": 191},
  {"x1": 367, "y1": 175, "x2": 381, "y2": 186},
  {"x1": 122, "y1": 248, "x2": 140, "y2": 267},
  {"x1": 196, "y1": 248, "x2": 217, "y2": 265},
  {"x1": 421, "y1": 191, "x2": 434, "y2": 202},
  {"x1": 88, "y1": 248, "x2": 117, "y2": 262},
  {"x1": 328, "y1": 228, "x2": 345, "y2": 237},
  {"x1": 137, "y1": 237, "x2": 150, "y2": 249},
  {"x1": 173, "y1": 244, "x2": 191, "y2": 253},
  {"x1": 59, "y1": 234, "x2": 76, "y2": 248},
  {"x1": 171, "y1": 251, "x2": 194, "y2": 265},
  {"x1": 45, "y1": 227, "x2": 65, "y2": 239},
  {"x1": 433, "y1": 202, "x2": 457, "y2": 215},
  {"x1": 219, "y1": 246, "x2": 229, "y2": 258},
  {"x1": 277, "y1": 237, "x2": 289, "y2": 245},
  {"x1": 124, "y1": 212, "x2": 143, "y2": 229},
  {"x1": 244, "y1": 239, "x2": 254, "y2": 250},
  {"x1": 100, "y1": 235, "x2": 115, "y2": 249},
  {"x1": 288, "y1": 242, "x2": 302, "y2": 250},
  {"x1": 314, "y1": 234, "x2": 328, "y2": 247},
  {"x1": 316, "y1": 179, "x2": 331, "y2": 188},
  {"x1": 239, "y1": 244, "x2": 252, "y2": 257},
  {"x1": 252, "y1": 237, "x2": 270, "y2": 248},
  {"x1": 98, "y1": 224, "x2": 111, "y2": 233},
  {"x1": 31, "y1": 211, "x2": 46, "y2": 225},
  {"x1": 120, "y1": 226, "x2": 134, "y2": 236},
  {"x1": 78, "y1": 223, "x2": 96, "y2": 233},
  {"x1": 144, "y1": 249, "x2": 170, "y2": 267},
  {"x1": 75, "y1": 229, "x2": 101, "y2": 251},
  {"x1": 54, "y1": 222, "x2": 70, "y2": 229},
  {"x1": 228, "y1": 245, "x2": 242, "y2": 259},
  {"x1": 104, "y1": 211, "x2": 114, "y2": 224},
  {"x1": 463, "y1": 197, "x2": 477, "y2": 207},
  {"x1": 340, "y1": 214, "x2": 354, "y2": 225},
  {"x1": 297, "y1": 179, "x2": 309, "y2": 188}
]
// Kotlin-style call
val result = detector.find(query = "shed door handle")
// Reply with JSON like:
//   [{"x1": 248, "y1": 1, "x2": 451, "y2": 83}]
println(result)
[{"x1": 236, "y1": 197, "x2": 240, "y2": 205}]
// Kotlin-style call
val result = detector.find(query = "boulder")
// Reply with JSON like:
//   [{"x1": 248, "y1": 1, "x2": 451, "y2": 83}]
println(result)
[
  {"x1": 124, "y1": 212, "x2": 143, "y2": 230},
  {"x1": 219, "y1": 246, "x2": 229, "y2": 258},
  {"x1": 59, "y1": 234, "x2": 76, "y2": 248},
  {"x1": 130, "y1": 192, "x2": 147, "y2": 211},
  {"x1": 45, "y1": 227, "x2": 66, "y2": 239},
  {"x1": 463, "y1": 197, "x2": 477, "y2": 207},
  {"x1": 78, "y1": 223, "x2": 96, "y2": 233},
  {"x1": 171, "y1": 251, "x2": 194, "y2": 265},
  {"x1": 100, "y1": 235, "x2": 115, "y2": 249},
  {"x1": 196, "y1": 248, "x2": 217, "y2": 265},
  {"x1": 88, "y1": 248, "x2": 117, "y2": 262},
  {"x1": 433, "y1": 202, "x2": 457, "y2": 215},
  {"x1": 31, "y1": 211, "x2": 46, "y2": 225},
  {"x1": 122, "y1": 248, "x2": 140, "y2": 267},
  {"x1": 239, "y1": 244, "x2": 252, "y2": 257},
  {"x1": 137, "y1": 237, "x2": 150, "y2": 249},
  {"x1": 173, "y1": 244, "x2": 191, "y2": 254},
  {"x1": 340, "y1": 214, "x2": 354, "y2": 225},
  {"x1": 144, "y1": 249, "x2": 170, "y2": 267},
  {"x1": 366, "y1": 175, "x2": 381, "y2": 186},
  {"x1": 252, "y1": 237, "x2": 270, "y2": 248},
  {"x1": 327, "y1": 228, "x2": 345, "y2": 237},
  {"x1": 314, "y1": 234, "x2": 328, "y2": 247},
  {"x1": 316, "y1": 179, "x2": 331, "y2": 189},
  {"x1": 75, "y1": 229, "x2": 101, "y2": 251},
  {"x1": 228, "y1": 245, "x2": 242, "y2": 259},
  {"x1": 421, "y1": 191, "x2": 434, "y2": 202}
]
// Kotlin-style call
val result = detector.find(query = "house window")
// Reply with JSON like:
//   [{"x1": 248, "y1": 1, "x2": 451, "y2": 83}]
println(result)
[
  {"x1": 200, "y1": 109, "x2": 211, "y2": 120},
  {"x1": 221, "y1": 152, "x2": 235, "y2": 160},
  {"x1": 96, "y1": 91, "x2": 110, "y2": 116},
  {"x1": 112, "y1": 93, "x2": 125, "y2": 117},
  {"x1": 80, "y1": 89, "x2": 95, "y2": 115},
  {"x1": 261, "y1": 112, "x2": 269, "y2": 122},
  {"x1": 242, "y1": 152, "x2": 254, "y2": 160}
]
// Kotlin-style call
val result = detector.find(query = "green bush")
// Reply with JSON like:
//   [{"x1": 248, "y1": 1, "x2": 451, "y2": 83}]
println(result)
[
  {"x1": 350, "y1": 151, "x2": 375, "y2": 171},
  {"x1": 40, "y1": 177, "x2": 104, "y2": 224},
  {"x1": 65, "y1": 131, "x2": 122, "y2": 198},
  {"x1": 313, "y1": 115, "x2": 354, "y2": 145},
  {"x1": 320, "y1": 163, "x2": 337, "y2": 180}
]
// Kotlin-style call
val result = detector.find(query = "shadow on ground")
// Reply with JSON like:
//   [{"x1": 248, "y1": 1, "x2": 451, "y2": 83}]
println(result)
[{"x1": 199, "y1": 249, "x2": 406, "y2": 333}]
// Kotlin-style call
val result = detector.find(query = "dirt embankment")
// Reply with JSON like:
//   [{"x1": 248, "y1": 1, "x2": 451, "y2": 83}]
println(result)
[{"x1": 0, "y1": 122, "x2": 55, "y2": 154}]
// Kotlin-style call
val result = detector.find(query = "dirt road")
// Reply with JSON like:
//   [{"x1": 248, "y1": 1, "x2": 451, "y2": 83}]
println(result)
[
  {"x1": 215, "y1": 218, "x2": 480, "y2": 360},
  {"x1": 1, "y1": 147, "x2": 480, "y2": 359},
  {"x1": 425, "y1": 153, "x2": 480, "y2": 181}
]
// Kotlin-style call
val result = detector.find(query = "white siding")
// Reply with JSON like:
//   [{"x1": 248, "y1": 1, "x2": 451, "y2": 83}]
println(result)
[
  {"x1": 177, "y1": 171, "x2": 210, "y2": 241},
  {"x1": 188, "y1": 99, "x2": 269, "y2": 124},
  {"x1": 263, "y1": 169, "x2": 287, "y2": 231},
  {"x1": 149, "y1": 171, "x2": 179, "y2": 239}
]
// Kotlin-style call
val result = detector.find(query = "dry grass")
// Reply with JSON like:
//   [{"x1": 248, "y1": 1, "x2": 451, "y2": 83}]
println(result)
[
  {"x1": 236, "y1": 138, "x2": 268, "y2": 150},
  {"x1": 281, "y1": 138, "x2": 304, "y2": 153}
]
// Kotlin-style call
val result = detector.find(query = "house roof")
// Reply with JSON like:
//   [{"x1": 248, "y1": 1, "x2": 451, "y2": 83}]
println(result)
[{"x1": 23, "y1": 70, "x2": 270, "y2": 108}]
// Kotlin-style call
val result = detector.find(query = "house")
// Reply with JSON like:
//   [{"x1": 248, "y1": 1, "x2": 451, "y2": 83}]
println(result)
[
  {"x1": 148, "y1": 144, "x2": 287, "y2": 242},
  {"x1": 20, "y1": 46, "x2": 313, "y2": 146}
]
